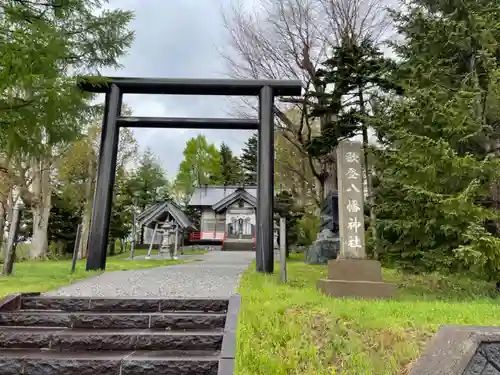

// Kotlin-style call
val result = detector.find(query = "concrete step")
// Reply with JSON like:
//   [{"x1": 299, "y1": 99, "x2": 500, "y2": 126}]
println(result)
[
  {"x1": 0, "y1": 311, "x2": 226, "y2": 330},
  {"x1": 222, "y1": 241, "x2": 254, "y2": 251},
  {"x1": 0, "y1": 293, "x2": 240, "y2": 374},
  {"x1": 0, "y1": 349, "x2": 220, "y2": 375},
  {"x1": 21, "y1": 296, "x2": 229, "y2": 313},
  {"x1": 0, "y1": 327, "x2": 223, "y2": 351}
]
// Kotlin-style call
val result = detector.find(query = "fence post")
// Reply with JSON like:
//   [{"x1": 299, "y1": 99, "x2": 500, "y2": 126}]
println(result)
[
  {"x1": 130, "y1": 210, "x2": 136, "y2": 260},
  {"x1": 279, "y1": 217, "x2": 287, "y2": 283},
  {"x1": 71, "y1": 224, "x2": 82, "y2": 273}
]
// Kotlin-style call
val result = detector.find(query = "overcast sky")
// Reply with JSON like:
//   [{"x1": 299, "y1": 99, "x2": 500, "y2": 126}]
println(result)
[{"x1": 99, "y1": 0, "x2": 254, "y2": 178}]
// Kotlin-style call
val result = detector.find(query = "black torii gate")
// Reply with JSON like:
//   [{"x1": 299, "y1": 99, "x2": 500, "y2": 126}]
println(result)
[{"x1": 78, "y1": 77, "x2": 302, "y2": 274}]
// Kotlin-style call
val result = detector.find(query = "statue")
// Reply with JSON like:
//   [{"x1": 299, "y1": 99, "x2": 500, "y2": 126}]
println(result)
[{"x1": 306, "y1": 190, "x2": 340, "y2": 264}]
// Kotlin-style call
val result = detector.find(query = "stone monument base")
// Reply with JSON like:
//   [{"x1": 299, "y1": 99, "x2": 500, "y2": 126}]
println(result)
[{"x1": 317, "y1": 259, "x2": 396, "y2": 299}]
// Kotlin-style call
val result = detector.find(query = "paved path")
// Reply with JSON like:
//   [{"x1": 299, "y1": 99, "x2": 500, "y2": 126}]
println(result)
[{"x1": 46, "y1": 251, "x2": 255, "y2": 299}]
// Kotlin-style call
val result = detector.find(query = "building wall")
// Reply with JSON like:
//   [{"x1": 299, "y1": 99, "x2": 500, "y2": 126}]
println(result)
[
  {"x1": 200, "y1": 208, "x2": 226, "y2": 232},
  {"x1": 226, "y1": 202, "x2": 256, "y2": 236},
  {"x1": 199, "y1": 202, "x2": 256, "y2": 235}
]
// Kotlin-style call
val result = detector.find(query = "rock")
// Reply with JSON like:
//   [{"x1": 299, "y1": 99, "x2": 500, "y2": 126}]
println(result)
[{"x1": 306, "y1": 228, "x2": 340, "y2": 264}]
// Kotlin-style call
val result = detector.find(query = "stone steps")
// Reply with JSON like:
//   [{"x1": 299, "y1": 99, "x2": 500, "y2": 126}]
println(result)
[
  {"x1": 222, "y1": 240, "x2": 254, "y2": 251},
  {"x1": 0, "y1": 349, "x2": 220, "y2": 375},
  {"x1": 0, "y1": 311, "x2": 226, "y2": 330},
  {"x1": 0, "y1": 327, "x2": 224, "y2": 351},
  {"x1": 0, "y1": 293, "x2": 241, "y2": 374}
]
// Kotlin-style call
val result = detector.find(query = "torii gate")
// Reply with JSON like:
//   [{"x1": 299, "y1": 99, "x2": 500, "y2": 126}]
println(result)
[{"x1": 78, "y1": 76, "x2": 302, "y2": 274}]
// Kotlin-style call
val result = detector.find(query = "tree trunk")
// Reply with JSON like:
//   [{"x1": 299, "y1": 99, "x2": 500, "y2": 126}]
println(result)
[
  {"x1": 79, "y1": 205, "x2": 91, "y2": 259},
  {"x1": 0, "y1": 195, "x2": 7, "y2": 257},
  {"x1": 0, "y1": 209, "x2": 5, "y2": 258},
  {"x1": 108, "y1": 239, "x2": 116, "y2": 256},
  {"x1": 79, "y1": 186, "x2": 93, "y2": 259},
  {"x1": 29, "y1": 156, "x2": 52, "y2": 259},
  {"x1": 78, "y1": 158, "x2": 96, "y2": 259},
  {"x1": 3, "y1": 204, "x2": 22, "y2": 275},
  {"x1": 1, "y1": 190, "x2": 15, "y2": 258}
]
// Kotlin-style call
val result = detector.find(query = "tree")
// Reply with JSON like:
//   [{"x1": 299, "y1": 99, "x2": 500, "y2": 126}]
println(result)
[
  {"x1": 222, "y1": 0, "x2": 389, "y2": 203},
  {"x1": 274, "y1": 190, "x2": 305, "y2": 257},
  {"x1": 20, "y1": 187, "x2": 81, "y2": 258},
  {"x1": 307, "y1": 36, "x2": 398, "y2": 256},
  {"x1": 373, "y1": 0, "x2": 500, "y2": 277},
  {"x1": 175, "y1": 135, "x2": 222, "y2": 195},
  {"x1": 126, "y1": 149, "x2": 169, "y2": 210},
  {"x1": 125, "y1": 148, "x2": 169, "y2": 244},
  {"x1": 240, "y1": 133, "x2": 257, "y2": 185},
  {"x1": 220, "y1": 142, "x2": 244, "y2": 185},
  {"x1": 58, "y1": 119, "x2": 137, "y2": 258},
  {"x1": 0, "y1": 0, "x2": 134, "y2": 258}
]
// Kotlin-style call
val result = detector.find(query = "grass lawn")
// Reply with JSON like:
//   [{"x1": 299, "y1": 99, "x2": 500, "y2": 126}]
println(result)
[
  {"x1": 235, "y1": 254, "x2": 500, "y2": 375},
  {"x1": 0, "y1": 247, "x2": 207, "y2": 298}
]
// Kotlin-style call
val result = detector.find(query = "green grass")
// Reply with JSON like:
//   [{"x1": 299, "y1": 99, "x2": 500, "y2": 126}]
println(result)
[
  {"x1": 235, "y1": 254, "x2": 500, "y2": 375},
  {"x1": 0, "y1": 247, "x2": 207, "y2": 298}
]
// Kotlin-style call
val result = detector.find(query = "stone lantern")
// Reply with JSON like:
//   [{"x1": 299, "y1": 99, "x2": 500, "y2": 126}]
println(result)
[
  {"x1": 273, "y1": 222, "x2": 279, "y2": 249},
  {"x1": 160, "y1": 221, "x2": 178, "y2": 260}
]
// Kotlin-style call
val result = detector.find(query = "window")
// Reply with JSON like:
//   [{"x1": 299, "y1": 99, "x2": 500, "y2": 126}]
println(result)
[{"x1": 238, "y1": 199, "x2": 245, "y2": 208}]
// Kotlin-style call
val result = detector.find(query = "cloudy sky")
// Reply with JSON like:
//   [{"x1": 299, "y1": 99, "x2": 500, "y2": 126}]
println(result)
[{"x1": 99, "y1": 0, "x2": 255, "y2": 178}]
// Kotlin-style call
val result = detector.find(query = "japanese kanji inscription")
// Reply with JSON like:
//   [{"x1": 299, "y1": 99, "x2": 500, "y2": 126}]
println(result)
[{"x1": 337, "y1": 140, "x2": 366, "y2": 259}]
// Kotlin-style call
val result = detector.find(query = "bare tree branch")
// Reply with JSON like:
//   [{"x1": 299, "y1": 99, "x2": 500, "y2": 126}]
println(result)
[{"x1": 221, "y1": 0, "x2": 391, "y2": 204}]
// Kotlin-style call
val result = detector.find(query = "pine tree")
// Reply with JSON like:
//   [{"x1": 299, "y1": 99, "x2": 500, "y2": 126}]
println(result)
[
  {"x1": 374, "y1": 0, "x2": 500, "y2": 277},
  {"x1": 307, "y1": 37, "x2": 397, "y2": 158},
  {"x1": 307, "y1": 36, "x2": 398, "y2": 255},
  {"x1": 219, "y1": 143, "x2": 243, "y2": 185},
  {"x1": 126, "y1": 149, "x2": 169, "y2": 210},
  {"x1": 240, "y1": 133, "x2": 258, "y2": 185}
]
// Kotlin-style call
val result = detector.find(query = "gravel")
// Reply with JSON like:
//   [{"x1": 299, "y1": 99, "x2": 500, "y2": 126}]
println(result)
[{"x1": 45, "y1": 251, "x2": 255, "y2": 299}]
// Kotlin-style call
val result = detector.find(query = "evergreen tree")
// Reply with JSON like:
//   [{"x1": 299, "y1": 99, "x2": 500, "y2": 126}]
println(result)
[
  {"x1": 306, "y1": 36, "x2": 398, "y2": 255},
  {"x1": 126, "y1": 149, "x2": 169, "y2": 211},
  {"x1": 374, "y1": 0, "x2": 500, "y2": 277},
  {"x1": 240, "y1": 133, "x2": 258, "y2": 185},
  {"x1": 307, "y1": 36, "x2": 397, "y2": 165},
  {"x1": 219, "y1": 142, "x2": 243, "y2": 185}
]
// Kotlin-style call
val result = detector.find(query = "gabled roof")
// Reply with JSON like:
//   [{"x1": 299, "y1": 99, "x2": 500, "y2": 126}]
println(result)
[
  {"x1": 137, "y1": 201, "x2": 196, "y2": 231},
  {"x1": 212, "y1": 188, "x2": 257, "y2": 212},
  {"x1": 188, "y1": 185, "x2": 257, "y2": 206}
]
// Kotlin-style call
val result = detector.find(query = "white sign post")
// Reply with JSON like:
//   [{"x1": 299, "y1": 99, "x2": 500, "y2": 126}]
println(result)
[{"x1": 279, "y1": 217, "x2": 287, "y2": 283}]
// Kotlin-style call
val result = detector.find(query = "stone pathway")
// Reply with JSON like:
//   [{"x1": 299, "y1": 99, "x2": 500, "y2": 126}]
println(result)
[{"x1": 46, "y1": 251, "x2": 255, "y2": 298}]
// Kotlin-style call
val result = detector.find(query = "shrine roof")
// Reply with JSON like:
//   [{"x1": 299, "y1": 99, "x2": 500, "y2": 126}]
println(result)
[{"x1": 188, "y1": 185, "x2": 257, "y2": 207}]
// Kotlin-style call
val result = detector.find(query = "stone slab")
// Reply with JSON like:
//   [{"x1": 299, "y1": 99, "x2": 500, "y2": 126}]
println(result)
[
  {"x1": 327, "y1": 259, "x2": 383, "y2": 282},
  {"x1": 410, "y1": 326, "x2": 500, "y2": 375},
  {"x1": 0, "y1": 294, "x2": 21, "y2": 312},
  {"x1": 317, "y1": 279, "x2": 396, "y2": 299}
]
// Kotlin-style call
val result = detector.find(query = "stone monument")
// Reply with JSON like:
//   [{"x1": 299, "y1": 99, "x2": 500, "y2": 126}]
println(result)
[
  {"x1": 306, "y1": 190, "x2": 341, "y2": 264},
  {"x1": 317, "y1": 140, "x2": 395, "y2": 299}
]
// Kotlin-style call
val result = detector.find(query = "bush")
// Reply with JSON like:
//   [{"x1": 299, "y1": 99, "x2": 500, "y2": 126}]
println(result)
[{"x1": 296, "y1": 213, "x2": 319, "y2": 247}]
